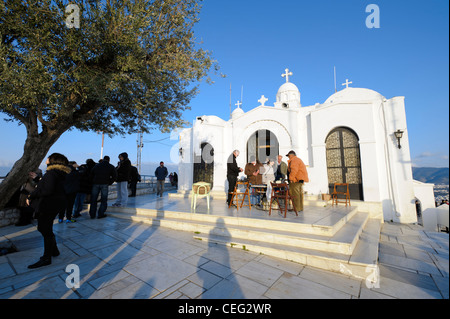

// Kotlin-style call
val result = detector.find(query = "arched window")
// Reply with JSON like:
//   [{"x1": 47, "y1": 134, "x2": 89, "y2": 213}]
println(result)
[
  {"x1": 193, "y1": 142, "x2": 214, "y2": 188},
  {"x1": 247, "y1": 130, "x2": 279, "y2": 163}
]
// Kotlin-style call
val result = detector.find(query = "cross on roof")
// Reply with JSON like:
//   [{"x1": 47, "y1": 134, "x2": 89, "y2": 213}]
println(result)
[
  {"x1": 282, "y1": 68, "x2": 293, "y2": 83},
  {"x1": 235, "y1": 100, "x2": 242, "y2": 108},
  {"x1": 258, "y1": 95, "x2": 268, "y2": 106},
  {"x1": 342, "y1": 79, "x2": 353, "y2": 89}
]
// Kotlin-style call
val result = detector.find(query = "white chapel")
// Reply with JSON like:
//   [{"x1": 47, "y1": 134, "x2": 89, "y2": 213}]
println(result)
[{"x1": 176, "y1": 69, "x2": 435, "y2": 224}]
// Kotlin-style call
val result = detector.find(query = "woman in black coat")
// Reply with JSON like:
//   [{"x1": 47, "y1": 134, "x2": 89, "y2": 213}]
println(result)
[{"x1": 27, "y1": 153, "x2": 70, "y2": 269}]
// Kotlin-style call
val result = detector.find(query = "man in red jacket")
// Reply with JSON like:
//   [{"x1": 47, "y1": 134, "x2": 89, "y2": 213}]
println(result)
[{"x1": 286, "y1": 150, "x2": 309, "y2": 212}]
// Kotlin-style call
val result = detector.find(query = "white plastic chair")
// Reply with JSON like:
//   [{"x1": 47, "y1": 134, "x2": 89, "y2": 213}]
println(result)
[{"x1": 191, "y1": 182, "x2": 211, "y2": 211}]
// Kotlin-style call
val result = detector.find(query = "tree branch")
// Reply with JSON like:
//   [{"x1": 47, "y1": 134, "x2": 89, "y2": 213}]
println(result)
[{"x1": 5, "y1": 106, "x2": 27, "y2": 125}]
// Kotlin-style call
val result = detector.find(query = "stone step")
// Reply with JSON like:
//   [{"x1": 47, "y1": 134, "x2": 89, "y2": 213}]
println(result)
[
  {"x1": 107, "y1": 207, "x2": 367, "y2": 254},
  {"x1": 107, "y1": 205, "x2": 381, "y2": 281},
  {"x1": 106, "y1": 205, "x2": 358, "y2": 237},
  {"x1": 193, "y1": 218, "x2": 382, "y2": 282},
  {"x1": 191, "y1": 211, "x2": 369, "y2": 255},
  {"x1": 348, "y1": 218, "x2": 382, "y2": 266}
]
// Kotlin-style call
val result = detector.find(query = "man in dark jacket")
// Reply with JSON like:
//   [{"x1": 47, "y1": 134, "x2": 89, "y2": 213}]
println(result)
[
  {"x1": 227, "y1": 150, "x2": 243, "y2": 205},
  {"x1": 59, "y1": 161, "x2": 80, "y2": 223},
  {"x1": 155, "y1": 161, "x2": 168, "y2": 197},
  {"x1": 129, "y1": 165, "x2": 141, "y2": 197},
  {"x1": 73, "y1": 159, "x2": 96, "y2": 217},
  {"x1": 89, "y1": 156, "x2": 117, "y2": 218},
  {"x1": 113, "y1": 152, "x2": 131, "y2": 207}
]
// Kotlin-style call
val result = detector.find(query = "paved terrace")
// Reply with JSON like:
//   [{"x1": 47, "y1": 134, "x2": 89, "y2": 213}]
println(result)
[{"x1": 0, "y1": 191, "x2": 448, "y2": 299}]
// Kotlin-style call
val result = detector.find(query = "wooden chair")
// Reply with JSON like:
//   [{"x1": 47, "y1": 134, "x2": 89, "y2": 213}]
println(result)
[
  {"x1": 269, "y1": 182, "x2": 298, "y2": 218},
  {"x1": 332, "y1": 183, "x2": 351, "y2": 206},
  {"x1": 228, "y1": 181, "x2": 251, "y2": 210},
  {"x1": 191, "y1": 182, "x2": 211, "y2": 211}
]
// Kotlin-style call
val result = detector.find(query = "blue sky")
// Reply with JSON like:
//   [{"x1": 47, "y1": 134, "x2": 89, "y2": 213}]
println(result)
[{"x1": 0, "y1": 0, "x2": 448, "y2": 174}]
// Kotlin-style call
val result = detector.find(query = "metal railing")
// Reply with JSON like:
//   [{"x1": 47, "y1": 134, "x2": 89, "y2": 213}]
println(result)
[
  {"x1": 108, "y1": 175, "x2": 175, "y2": 197},
  {"x1": 129, "y1": 175, "x2": 172, "y2": 189},
  {"x1": 0, "y1": 175, "x2": 173, "y2": 191}
]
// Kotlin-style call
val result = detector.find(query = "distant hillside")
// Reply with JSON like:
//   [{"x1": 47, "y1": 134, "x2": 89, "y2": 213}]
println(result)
[{"x1": 413, "y1": 167, "x2": 449, "y2": 185}]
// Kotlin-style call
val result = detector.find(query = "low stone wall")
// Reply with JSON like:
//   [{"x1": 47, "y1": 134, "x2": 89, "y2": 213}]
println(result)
[
  {"x1": 0, "y1": 207, "x2": 20, "y2": 228},
  {"x1": 107, "y1": 182, "x2": 176, "y2": 199}
]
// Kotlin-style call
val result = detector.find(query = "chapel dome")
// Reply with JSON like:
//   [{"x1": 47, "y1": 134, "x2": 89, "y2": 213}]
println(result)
[
  {"x1": 231, "y1": 107, "x2": 244, "y2": 120},
  {"x1": 206, "y1": 115, "x2": 227, "y2": 124},
  {"x1": 277, "y1": 82, "x2": 300, "y2": 95},
  {"x1": 324, "y1": 87, "x2": 384, "y2": 104},
  {"x1": 197, "y1": 115, "x2": 227, "y2": 125},
  {"x1": 276, "y1": 82, "x2": 301, "y2": 108}
]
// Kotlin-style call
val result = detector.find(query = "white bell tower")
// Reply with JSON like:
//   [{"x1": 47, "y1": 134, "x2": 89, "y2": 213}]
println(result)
[{"x1": 275, "y1": 68, "x2": 301, "y2": 109}]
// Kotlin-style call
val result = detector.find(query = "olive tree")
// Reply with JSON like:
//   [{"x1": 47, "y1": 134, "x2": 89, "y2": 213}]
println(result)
[{"x1": 0, "y1": 0, "x2": 218, "y2": 209}]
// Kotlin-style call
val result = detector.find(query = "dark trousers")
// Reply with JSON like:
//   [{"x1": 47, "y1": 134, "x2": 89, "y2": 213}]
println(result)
[
  {"x1": 90, "y1": 184, "x2": 109, "y2": 218},
  {"x1": 37, "y1": 212, "x2": 59, "y2": 259},
  {"x1": 59, "y1": 192, "x2": 76, "y2": 220},
  {"x1": 227, "y1": 175, "x2": 237, "y2": 204},
  {"x1": 129, "y1": 181, "x2": 137, "y2": 196},
  {"x1": 16, "y1": 206, "x2": 34, "y2": 226},
  {"x1": 156, "y1": 180, "x2": 165, "y2": 197},
  {"x1": 73, "y1": 192, "x2": 87, "y2": 216}
]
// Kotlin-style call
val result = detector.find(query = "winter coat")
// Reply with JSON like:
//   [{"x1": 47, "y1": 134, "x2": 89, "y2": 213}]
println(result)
[
  {"x1": 64, "y1": 166, "x2": 80, "y2": 195},
  {"x1": 227, "y1": 154, "x2": 241, "y2": 178},
  {"x1": 77, "y1": 162, "x2": 96, "y2": 194},
  {"x1": 18, "y1": 172, "x2": 41, "y2": 208},
  {"x1": 275, "y1": 161, "x2": 288, "y2": 180},
  {"x1": 155, "y1": 166, "x2": 168, "y2": 181},
  {"x1": 29, "y1": 164, "x2": 71, "y2": 217},
  {"x1": 130, "y1": 166, "x2": 141, "y2": 183},
  {"x1": 91, "y1": 161, "x2": 117, "y2": 185},
  {"x1": 287, "y1": 156, "x2": 309, "y2": 183},
  {"x1": 116, "y1": 154, "x2": 131, "y2": 182},
  {"x1": 245, "y1": 162, "x2": 263, "y2": 185}
]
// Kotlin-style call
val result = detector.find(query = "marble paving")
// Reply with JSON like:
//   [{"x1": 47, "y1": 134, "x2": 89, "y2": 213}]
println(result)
[
  {"x1": 0, "y1": 191, "x2": 448, "y2": 299},
  {"x1": 126, "y1": 191, "x2": 352, "y2": 226}
]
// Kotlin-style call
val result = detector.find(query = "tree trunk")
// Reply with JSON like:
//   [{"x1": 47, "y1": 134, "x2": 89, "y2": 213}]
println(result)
[{"x1": 0, "y1": 129, "x2": 65, "y2": 210}]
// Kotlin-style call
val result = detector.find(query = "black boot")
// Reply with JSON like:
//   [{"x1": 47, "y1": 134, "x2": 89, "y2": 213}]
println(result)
[{"x1": 28, "y1": 256, "x2": 51, "y2": 269}]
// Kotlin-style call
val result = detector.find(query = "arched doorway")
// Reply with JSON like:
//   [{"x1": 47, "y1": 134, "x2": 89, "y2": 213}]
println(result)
[
  {"x1": 193, "y1": 142, "x2": 214, "y2": 188},
  {"x1": 247, "y1": 129, "x2": 279, "y2": 163},
  {"x1": 326, "y1": 127, "x2": 363, "y2": 200}
]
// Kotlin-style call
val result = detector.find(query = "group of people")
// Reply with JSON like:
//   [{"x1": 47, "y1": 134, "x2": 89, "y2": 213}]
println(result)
[
  {"x1": 227, "y1": 150, "x2": 309, "y2": 212},
  {"x1": 169, "y1": 172, "x2": 178, "y2": 187},
  {"x1": 13, "y1": 152, "x2": 141, "y2": 269},
  {"x1": 14, "y1": 152, "x2": 175, "y2": 269},
  {"x1": 242, "y1": 154, "x2": 287, "y2": 185}
]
